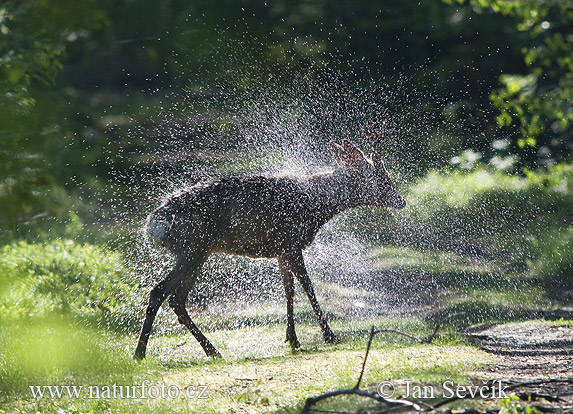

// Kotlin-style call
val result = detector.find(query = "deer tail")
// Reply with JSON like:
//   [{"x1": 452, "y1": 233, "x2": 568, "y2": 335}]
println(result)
[{"x1": 147, "y1": 211, "x2": 172, "y2": 243}]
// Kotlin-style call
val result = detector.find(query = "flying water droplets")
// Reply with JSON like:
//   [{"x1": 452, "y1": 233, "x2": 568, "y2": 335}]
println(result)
[{"x1": 103, "y1": 43, "x2": 530, "y2": 346}]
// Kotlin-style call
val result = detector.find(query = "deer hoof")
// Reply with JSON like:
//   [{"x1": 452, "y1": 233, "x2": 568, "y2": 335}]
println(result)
[
  {"x1": 133, "y1": 347, "x2": 146, "y2": 361},
  {"x1": 204, "y1": 347, "x2": 222, "y2": 359},
  {"x1": 286, "y1": 337, "x2": 300, "y2": 349},
  {"x1": 324, "y1": 332, "x2": 339, "y2": 344},
  {"x1": 133, "y1": 353, "x2": 146, "y2": 362}
]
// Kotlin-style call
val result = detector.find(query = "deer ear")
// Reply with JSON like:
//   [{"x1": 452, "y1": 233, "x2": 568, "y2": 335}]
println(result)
[
  {"x1": 342, "y1": 139, "x2": 363, "y2": 158},
  {"x1": 329, "y1": 140, "x2": 363, "y2": 168},
  {"x1": 342, "y1": 140, "x2": 366, "y2": 163},
  {"x1": 329, "y1": 141, "x2": 346, "y2": 166}
]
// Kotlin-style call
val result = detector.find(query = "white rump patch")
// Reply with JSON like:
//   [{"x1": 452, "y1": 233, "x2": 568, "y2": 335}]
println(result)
[{"x1": 147, "y1": 216, "x2": 169, "y2": 241}]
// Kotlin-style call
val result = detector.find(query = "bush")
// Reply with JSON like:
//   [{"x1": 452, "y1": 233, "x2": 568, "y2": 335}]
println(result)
[
  {"x1": 0, "y1": 240, "x2": 142, "y2": 331},
  {"x1": 529, "y1": 226, "x2": 573, "y2": 282},
  {"x1": 340, "y1": 164, "x2": 573, "y2": 274}
]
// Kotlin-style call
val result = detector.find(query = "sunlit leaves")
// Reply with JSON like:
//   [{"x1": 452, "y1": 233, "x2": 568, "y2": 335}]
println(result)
[
  {"x1": 0, "y1": 240, "x2": 139, "y2": 326},
  {"x1": 452, "y1": 0, "x2": 572, "y2": 166},
  {"x1": 0, "y1": 6, "x2": 62, "y2": 111}
]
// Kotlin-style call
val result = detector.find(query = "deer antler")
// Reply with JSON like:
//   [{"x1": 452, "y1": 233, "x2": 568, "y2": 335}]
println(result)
[{"x1": 364, "y1": 121, "x2": 385, "y2": 166}]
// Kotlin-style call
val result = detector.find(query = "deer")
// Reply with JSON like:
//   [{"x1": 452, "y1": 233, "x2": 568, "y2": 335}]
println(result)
[{"x1": 134, "y1": 135, "x2": 406, "y2": 359}]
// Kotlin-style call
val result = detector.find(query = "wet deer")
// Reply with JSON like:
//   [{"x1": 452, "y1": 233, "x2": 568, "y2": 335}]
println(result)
[{"x1": 134, "y1": 137, "x2": 405, "y2": 359}]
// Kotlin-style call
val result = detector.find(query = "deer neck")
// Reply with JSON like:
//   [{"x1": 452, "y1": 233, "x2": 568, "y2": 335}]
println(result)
[{"x1": 306, "y1": 169, "x2": 363, "y2": 219}]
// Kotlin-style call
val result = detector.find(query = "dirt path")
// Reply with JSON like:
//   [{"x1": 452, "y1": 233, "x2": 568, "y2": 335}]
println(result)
[{"x1": 468, "y1": 321, "x2": 573, "y2": 413}]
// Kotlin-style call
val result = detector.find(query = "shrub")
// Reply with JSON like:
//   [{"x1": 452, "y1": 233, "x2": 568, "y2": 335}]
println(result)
[
  {"x1": 529, "y1": 226, "x2": 573, "y2": 282},
  {"x1": 339, "y1": 164, "x2": 573, "y2": 273},
  {"x1": 0, "y1": 240, "x2": 142, "y2": 331}
]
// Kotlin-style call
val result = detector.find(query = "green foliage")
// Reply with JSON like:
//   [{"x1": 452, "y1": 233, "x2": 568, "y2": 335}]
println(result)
[
  {"x1": 0, "y1": 1, "x2": 115, "y2": 246},
  {"x1": 523, "y1": 162, "x2": 573, "y2": 190},
  {"x1": 0, "y1": 170, "x2": 83, "y2": 244},
  {"x1": 521, "y1": 164, "x2": 573, "y2": 281},
  {"x1": 0, "y1": 5, "x2": 61, "y2": 111},
  {"x1": 0, "y1": 240, "x2": 141, "y2": 331},
  {"x1": 0, "y1": 317, "x2": 139, "y2": 397},
  {"x1": 529, "y1": 225, "x2": 573, "y2": 282},
  {"x1": 453, "y1": 0, "x2": 573, "y2": 166},
  {"x1": 343, "y1": 164, "x2": 572, "y2": 278},
  {"x1": 0, "y1": 0, "x2": 108, "y2": 110},
  {"x1": 498, "y1": 394, "x2": 543, "y2": 414},
  {"x1": 410, "y1": 165, "x2": 571, "y2": 268}
]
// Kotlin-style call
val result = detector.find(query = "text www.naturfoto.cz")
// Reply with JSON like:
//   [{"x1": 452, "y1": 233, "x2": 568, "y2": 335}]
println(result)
[{"x1": 29, "y1": 381, "x2": 208, "y2": 400}]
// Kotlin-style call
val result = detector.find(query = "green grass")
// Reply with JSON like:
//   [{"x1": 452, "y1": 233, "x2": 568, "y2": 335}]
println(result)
[
  {"x1": 0, "y1": 315, "x2": 486, "y2": 414},
  {"x1": 1, "y1": 165, "x2": 572, "y2": 413}
]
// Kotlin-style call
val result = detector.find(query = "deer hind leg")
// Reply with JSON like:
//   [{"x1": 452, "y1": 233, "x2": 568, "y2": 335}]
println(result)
[
  {"x1": 283, "y1": 250, "x2": 338, "y2": 344},
  {"x1": 168, "y1": 272, "x2": 221, "y2": 358},
  {"x1": 278, "y1": 256, "x2": 300, "y2": 349},
  {"x1": 134, "y1": 247, "x2": 209, "y2": 360}
]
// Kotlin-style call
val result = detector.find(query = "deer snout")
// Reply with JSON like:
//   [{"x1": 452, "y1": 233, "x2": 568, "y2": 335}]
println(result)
[
  {"x1": 386, "y1": 190, "x2": 406, "y2": 209},
  {"x1": 393, "y1": 195, "x2": 406, "y2": 209}
]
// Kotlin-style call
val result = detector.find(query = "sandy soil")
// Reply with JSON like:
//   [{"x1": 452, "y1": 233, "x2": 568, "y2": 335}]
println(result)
[{"x1": 468, "y1": 321, "x2": 573, "y2": 413}]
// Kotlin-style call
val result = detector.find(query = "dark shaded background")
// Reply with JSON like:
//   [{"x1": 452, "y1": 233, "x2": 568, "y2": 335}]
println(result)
[{"x1": 0, "y1": 0, "x2": 571, "y2": 242}]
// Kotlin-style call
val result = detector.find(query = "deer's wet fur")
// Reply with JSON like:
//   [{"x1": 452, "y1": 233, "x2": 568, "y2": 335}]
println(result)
[{"x1": 134, "y1": 139, "x2": 405, "y2": 359}]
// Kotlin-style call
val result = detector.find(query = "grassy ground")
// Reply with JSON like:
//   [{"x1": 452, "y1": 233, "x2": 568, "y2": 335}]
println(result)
[
  {"x1": 1, "y1": 161, "x2": 571, "y2": 413},
  {"x1": 2, "y1": 242, "x2": 571, "y2": 413},
  {"x1": 0, "y1": 315, "x2": 490, "y2": 414}
]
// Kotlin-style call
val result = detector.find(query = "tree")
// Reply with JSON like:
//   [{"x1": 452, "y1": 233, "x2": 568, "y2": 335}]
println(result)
[
  {"x1": 447, "y1": 0, "x2": 573, "y2": 167},
  {"x1": 0, "y1": 0, "x2": 108, "y2": 242}
]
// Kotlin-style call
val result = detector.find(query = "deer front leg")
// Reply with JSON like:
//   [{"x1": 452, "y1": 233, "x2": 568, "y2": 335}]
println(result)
[
  {"x1": 283, "y1": 249, "x2": 339, "y2": 344},
  {"x1": 278, "y1": 256, "x2": 300, "y2": 349},
  {"x1": 168, "y1": 274, "x2": 221, "y2": 358},
  {"x1": 134, "y1": 248, "x2": 208, "y2": 360}
]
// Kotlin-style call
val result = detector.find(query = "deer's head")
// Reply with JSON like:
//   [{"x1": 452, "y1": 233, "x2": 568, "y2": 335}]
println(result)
[{"x1": 329, "y1": 139, "x2": 406, "y2": 209}]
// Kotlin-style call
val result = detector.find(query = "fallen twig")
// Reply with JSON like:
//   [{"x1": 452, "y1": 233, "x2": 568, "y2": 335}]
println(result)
[
  {"x1": 302, "y1": 387, "x2": 422, "y2": 414},
  {"x1": 427, "y1": 377, "x2": 573, "y2": 411},
  {"x1": 301, "y1": 313, "x2": 572, "y2": 414},
  {"x1": 505, "y1": 377, "x2": 573, "y2": 392},
  {"x1": 303, "y1": 315, "x2": 456, "y2": 414},
  {"x1": 355, "y1": 326, "x2": 376, "y2": 389}
]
